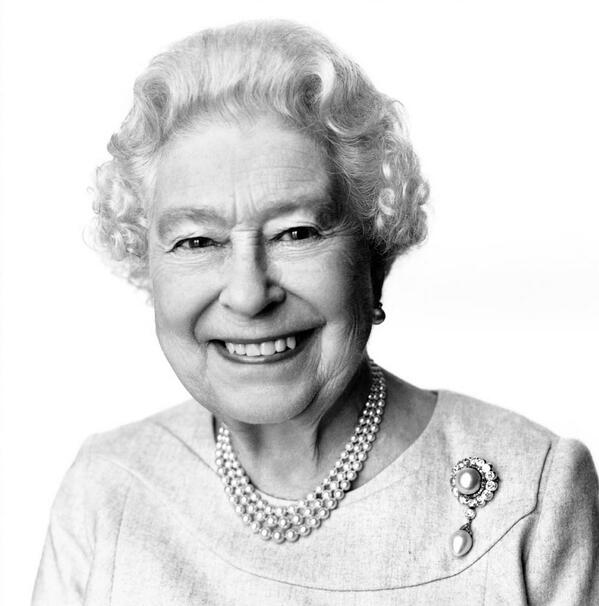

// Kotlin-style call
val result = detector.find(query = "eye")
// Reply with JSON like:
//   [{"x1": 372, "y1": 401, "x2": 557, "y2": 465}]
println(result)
[
  {"x1": 172, "y1": 236, "x2": 218, "y2": 251},
  {"x1": 277, "y1": 226, "x2": 321, "y2": 242}
]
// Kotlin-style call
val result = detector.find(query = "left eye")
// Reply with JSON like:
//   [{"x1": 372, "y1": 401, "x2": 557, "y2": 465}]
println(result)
[
  {"x1": 277, "y1": 226, "x2": 320, "y2": 241},
  {"x1": 173, "y1": 237, "x2": 217, "y2": 250}
]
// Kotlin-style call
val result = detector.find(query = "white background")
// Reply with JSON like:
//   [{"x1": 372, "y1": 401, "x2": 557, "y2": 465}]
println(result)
[{"x1": 1, "y1": 0, "x2": 598, "y2": 602}]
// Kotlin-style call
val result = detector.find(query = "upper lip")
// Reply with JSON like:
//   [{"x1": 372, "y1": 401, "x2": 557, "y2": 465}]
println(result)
[{"x1": 212, "y1": 328, "x2": 315, "y2": 344}]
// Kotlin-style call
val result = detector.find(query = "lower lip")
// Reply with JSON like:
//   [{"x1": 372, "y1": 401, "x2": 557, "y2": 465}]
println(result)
[{"x1": 212, "y1": 331, "x2": 315, "y2": 365}]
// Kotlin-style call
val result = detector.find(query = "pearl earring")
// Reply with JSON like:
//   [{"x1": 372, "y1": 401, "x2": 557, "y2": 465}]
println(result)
[{"x1": 372, "y1": 304, "x2": 386, "y2": 325}]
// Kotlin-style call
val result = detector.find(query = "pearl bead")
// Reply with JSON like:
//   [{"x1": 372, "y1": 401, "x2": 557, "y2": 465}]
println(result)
[
  {"x1": 316, "y1": 507, "x2": 329, "y2": 519},
  {"x1": 272, "y1": 530, "x2": 285, "y2": 543},
  {"x1": 456, "y1": 468, "x2": 482, "y2": 496},
  {"x1": 285, "y1": 529, "x2": 299, "y2": 542},
  {"x1": 298, "y1": 525, "x2": 311, "y2": 537},
  {"x1": 451, "y1": 529, "x2": 473, "y2": 557},
  {"x1": 260, "y1": 528, "x2": 272, "y2": 541}
]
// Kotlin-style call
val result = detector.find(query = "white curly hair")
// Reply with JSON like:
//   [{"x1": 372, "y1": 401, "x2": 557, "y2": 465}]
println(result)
[{"x1": 91, "y1": 20, "x2": 429, "y2": 292}]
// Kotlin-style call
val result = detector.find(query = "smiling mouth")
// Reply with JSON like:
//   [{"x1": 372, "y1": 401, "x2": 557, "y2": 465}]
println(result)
[{"x1": 213, "y1": 329, "x2": 314, "y2": 360}]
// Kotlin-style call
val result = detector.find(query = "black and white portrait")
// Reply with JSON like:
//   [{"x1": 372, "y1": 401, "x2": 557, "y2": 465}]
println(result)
[{"x1": 0, "y1": 2, "x2": 597, "y2": 604}]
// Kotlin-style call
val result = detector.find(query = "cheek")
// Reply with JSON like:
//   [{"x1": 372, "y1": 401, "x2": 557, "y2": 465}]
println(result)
[
  {"x1": 283, "y1": 242, "x2": 373, "y2": 329},
  {"x1": 150, "y1": 258, "x2": 216, "y2": 338}
]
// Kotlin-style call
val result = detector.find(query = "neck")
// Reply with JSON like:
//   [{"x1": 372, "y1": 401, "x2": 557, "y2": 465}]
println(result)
[{"x1": 215, "y1": 359, "x2": 373, "y2": 500}]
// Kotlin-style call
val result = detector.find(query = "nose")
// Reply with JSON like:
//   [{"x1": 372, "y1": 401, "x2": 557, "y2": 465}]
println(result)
[{"x1": 218, "y1": 237, "x2": 285, "y2": 317}]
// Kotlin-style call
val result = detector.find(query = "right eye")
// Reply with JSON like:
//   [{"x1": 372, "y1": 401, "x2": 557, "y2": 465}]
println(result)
[{"x1": 172, "y1": 237, "x2": 218, "y2": 251}]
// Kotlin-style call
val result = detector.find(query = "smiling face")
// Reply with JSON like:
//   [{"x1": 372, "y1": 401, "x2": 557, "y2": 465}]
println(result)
[{"x1": 149, "y1": 116, "x2": 375, "y2": 426}]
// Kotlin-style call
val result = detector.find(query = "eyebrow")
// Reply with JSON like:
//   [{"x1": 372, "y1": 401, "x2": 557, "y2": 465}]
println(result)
[
  {"x1": 156, "y1": 207, "x2": 225, "y2": 240},
  {"x1": 155, "y1": 195, "x2": 335, "y2": 241}
]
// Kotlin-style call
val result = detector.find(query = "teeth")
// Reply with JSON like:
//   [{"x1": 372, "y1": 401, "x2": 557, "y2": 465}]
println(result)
[
  {"x1": 260, "y1": 341, "x2": 276, "y2": 356},
  {"x1": 246, "y1": 344, "x2": 261, "y2": 357},
  {"x1": 224, "y1": 335, "x2": 300, "y2": 357}
]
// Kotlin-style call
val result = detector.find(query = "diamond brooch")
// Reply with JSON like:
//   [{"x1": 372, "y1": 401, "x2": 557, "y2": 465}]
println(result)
[{"x1": 449, "y1": 457, "x2": 499, "y2": 557}]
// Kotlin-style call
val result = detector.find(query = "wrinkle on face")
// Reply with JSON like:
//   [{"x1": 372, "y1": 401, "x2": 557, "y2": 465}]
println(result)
[{"x1": 148, "y1": 115, "x2": 376, "y2": 434}]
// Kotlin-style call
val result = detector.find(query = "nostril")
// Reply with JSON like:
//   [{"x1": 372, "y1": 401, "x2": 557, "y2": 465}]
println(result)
[{"x1": 219, "y1": 275, "x2": 285, "y2": 317}]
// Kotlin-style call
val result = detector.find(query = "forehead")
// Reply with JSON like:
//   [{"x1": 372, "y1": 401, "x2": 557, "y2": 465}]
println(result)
[{"x1": 153, "y1": 117, "x2": 332, "y2": 225}]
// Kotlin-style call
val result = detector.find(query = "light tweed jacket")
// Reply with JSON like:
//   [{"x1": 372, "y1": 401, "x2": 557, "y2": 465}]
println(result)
[{"x1": 33, "y1": 391, "x2": 599, "y2": 605}]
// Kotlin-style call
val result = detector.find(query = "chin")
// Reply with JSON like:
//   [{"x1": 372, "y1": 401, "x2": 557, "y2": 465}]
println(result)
[{"x1": 208, "y1": 382, "x2": 316, "y2": 426}]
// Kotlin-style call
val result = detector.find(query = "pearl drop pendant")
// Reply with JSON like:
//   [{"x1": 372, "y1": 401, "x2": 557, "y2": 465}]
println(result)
[
  {"x1": 450, "y1": 526, "x2": 473, "y2": 557},
  {"x1": 449, "y1": 457, "x2": 500, "y2": 557}
]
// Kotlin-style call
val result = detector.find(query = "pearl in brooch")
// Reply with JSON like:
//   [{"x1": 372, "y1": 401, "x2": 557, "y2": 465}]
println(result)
[
  {"x1": 455, "y1": 467, "x2": 482, "y2": 495},
  {"x1": 215, "y1": 359, "x2": 387, "y2": 544},
  {"x1": 449, "y1": 457, "x2": 500, "y2": 557}
]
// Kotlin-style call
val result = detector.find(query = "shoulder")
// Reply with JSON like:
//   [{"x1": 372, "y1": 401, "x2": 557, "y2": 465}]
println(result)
[
  {"x1": 435, "y1": 390, "x2": 598, "y2": 559},
  {"x1": 437, "y1": 387, "x2": 598, "y2": 498},
  {"x1": 434, "y1": 389, "x2": 596, "y2": 516},
  {"x1": 439, "y1": 389, "x2": 556, "y2": 440},
  {"x1": 436, "y1": 390, "x2": 557, "y2": 469},
  {"x1": 384, "y1": 389, "x2": 599, "y2": 592},
  {"x1": 437, "y1": 392, "x2": 599, "y2": 603},
  {"x1": 81, "y1": 398, "x2": 211, "y2": 468},
  {"x1": 59, "y1": 399, "x2": 214, "y2": 510}
]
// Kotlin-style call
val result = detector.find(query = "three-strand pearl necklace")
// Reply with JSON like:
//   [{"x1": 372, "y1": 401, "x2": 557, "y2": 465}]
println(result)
[{"x1": 215, "y1": 360, "x2": 387, "y2": 543}]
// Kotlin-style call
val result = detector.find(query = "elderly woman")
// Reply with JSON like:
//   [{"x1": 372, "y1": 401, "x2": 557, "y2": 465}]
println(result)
[{"x1": 33, "y1": 21, "x2": 598, "y2": 605}]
